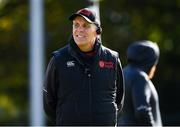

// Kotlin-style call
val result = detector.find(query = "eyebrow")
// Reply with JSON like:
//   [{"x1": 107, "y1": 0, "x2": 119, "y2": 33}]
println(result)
[{"x1": 73, "y1": 22, "x2": 93, "y2": 27}]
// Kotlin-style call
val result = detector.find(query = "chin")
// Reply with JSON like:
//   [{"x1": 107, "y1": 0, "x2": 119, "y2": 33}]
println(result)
[
  {"x1": 76, "y1": 42, "x2": 86, "y2": 46},
  {"x1": 74, "y1": 40, "x2": 86, "y2": 45}
]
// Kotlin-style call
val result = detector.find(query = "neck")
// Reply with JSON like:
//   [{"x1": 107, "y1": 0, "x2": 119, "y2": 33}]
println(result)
[{"x1": 78, "y1": 39, "x2": 96, "y2": 52}]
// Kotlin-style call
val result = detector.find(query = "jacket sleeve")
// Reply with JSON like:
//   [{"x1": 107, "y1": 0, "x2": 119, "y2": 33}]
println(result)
[
  {"x1": 132, "y1": 75, "x2": 154, "y2": 125},
  {"x1": 116, "y1": 58, "x2": 125, "y2": 112},
  {"x1": 43, "y1": 57, "x2": 58, "y2": 124}
]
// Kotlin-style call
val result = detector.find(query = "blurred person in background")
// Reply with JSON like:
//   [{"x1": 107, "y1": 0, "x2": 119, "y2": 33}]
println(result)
[
  {"x1": 118, "y1": 40, "x2": 162, "y2": 126},
  {"x1": 43, "y1": 8, "x2": 124, "y2": 126}
]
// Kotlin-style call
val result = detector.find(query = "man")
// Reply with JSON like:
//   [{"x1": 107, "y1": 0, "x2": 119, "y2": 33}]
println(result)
[
  {"x1": 118, "y1": 40, "x2": 162, "y2": 126},
  {"x1": 43, "y1": 8, "x2": 124, "y2": 126}
]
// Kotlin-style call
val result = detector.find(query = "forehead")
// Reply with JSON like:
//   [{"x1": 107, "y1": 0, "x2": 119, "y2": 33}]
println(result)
[{"x1": 73, "y1": 16, "x2": 91, "y2": 24}]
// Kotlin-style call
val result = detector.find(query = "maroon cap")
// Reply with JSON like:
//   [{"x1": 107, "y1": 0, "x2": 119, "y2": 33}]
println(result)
[{"x1": 69, "y1": 8, "x2": 99, "y2": 25}]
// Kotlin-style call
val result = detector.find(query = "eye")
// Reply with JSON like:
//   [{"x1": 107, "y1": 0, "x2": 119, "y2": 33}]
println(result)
[
  {"x1": 73, "y1": 23, "x2": 79, "y2": 29},
  {"x1": 83, "y1": 24, "x2": 91, "y2": 29}
]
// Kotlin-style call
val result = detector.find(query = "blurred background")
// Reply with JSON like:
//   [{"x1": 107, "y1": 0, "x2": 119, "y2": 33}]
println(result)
[{"x1": 0, "y1": 0, "x2": 180, "y2": 125}]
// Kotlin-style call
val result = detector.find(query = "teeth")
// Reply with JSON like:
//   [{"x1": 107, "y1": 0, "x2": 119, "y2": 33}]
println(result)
[{"x1": 77, "y1": 35, "x2": 84, "y2": 37}]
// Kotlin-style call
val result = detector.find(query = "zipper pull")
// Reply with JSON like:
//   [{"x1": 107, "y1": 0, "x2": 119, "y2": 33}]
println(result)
[
  {"x1": 85, "y1": 68, "x2": 90, "y2": 74},
  {"x1": 88, "y1": 73, "x2": 91, "y2": 77}
]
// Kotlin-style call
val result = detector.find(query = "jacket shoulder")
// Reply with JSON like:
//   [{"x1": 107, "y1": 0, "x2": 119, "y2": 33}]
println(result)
[
  {"x1": 101, "y1": 46, "x2": 119, "y2": 58},
  {"x1": 51, "y1": 45, "x2": 69, "y2": 59},
  {"x1": 124, "y1": 66, "x2": 149, "y2": 85}
]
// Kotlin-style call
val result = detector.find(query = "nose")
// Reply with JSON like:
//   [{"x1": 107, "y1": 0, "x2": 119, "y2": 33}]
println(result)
[{"x1": 76, "y1": 26, "x2": 85, "y2": 32}]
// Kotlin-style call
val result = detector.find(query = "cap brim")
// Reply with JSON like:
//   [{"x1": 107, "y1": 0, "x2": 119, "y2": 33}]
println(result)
[{"x1": 69, "y1": 14, "x2": 94, "y2": 23}]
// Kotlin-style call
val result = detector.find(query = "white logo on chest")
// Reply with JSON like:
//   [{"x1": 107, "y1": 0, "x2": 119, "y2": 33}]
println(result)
[{"x1": 67, "y1": 61, "x2": 75, "y2": 67}]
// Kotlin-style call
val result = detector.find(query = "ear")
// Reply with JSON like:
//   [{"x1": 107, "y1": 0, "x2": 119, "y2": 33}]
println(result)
[
  {"x1": 148, "y1": 65, "x2": 156, "y2": 79},
  {"x1": 96, "y1": 26, "x2": 102, "y2": 35}
]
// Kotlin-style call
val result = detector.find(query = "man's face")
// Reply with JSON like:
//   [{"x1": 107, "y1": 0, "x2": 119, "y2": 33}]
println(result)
[{"x1": 72, "y1": 16, "x2": 97, "y2": 52}]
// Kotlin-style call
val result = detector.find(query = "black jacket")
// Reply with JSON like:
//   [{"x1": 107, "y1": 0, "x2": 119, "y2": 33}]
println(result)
[
  {"x1": 43, "y1": 38, "x2": 124, "y2": 126},
  {"x1": 118, "y1": 65, "x2": 162, "y2": 126}
]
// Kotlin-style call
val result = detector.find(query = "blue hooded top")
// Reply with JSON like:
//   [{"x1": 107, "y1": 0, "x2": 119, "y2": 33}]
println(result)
[
  {"x1": 127, "y1": 40, "x2": 160, "y2": 72},
  {"x1": 118, "y1": 40, "x2": 162, "y2": 126}
]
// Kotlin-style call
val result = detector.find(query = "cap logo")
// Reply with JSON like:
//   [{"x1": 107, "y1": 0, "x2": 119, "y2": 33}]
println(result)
[{"x1": 78, "y1": 9, "x2": 92, "y2": 16}]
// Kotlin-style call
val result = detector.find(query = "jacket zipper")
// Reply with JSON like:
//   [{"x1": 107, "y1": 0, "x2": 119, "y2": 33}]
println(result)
[{"x1": 86, "y1": 68, "x2": 92, "y2": 124}]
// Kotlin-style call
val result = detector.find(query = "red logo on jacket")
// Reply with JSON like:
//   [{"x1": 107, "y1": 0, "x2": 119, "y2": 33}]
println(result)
[{"x1": 99, "y1": 61, "x2": 114, "y2": 68}]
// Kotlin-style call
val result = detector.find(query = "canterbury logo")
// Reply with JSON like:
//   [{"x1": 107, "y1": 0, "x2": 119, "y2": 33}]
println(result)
[{"x1": 67, "y1": 61, "x2": 75, "y2": 67}]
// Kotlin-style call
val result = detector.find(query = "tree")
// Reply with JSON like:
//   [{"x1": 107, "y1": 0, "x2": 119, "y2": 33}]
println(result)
[{"x1": 0, "y1": 0, "x2": 179, "y2": 125}]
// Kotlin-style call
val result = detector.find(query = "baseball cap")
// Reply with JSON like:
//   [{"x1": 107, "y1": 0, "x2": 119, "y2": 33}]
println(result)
[
  {"x1": 69, "y1": 8, "x2": 100, "y2": 25},
  {"x1": 127, "y1": 40, "x2": 160, "y2": 70}
]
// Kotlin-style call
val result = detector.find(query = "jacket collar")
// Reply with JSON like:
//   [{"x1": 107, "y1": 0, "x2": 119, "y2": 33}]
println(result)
[{"x1": 68, "y1": 35, "x2": 102, "y2": 66}]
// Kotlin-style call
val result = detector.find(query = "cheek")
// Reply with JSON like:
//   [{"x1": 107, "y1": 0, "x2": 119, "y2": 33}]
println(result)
[
  {"x1": 72, "y1": 29, "x2": 76, "y2": 34},
  {"x1": 91, "y1": 31, "x2": 97, "y2": 38},
  {"x1": 72, "y1": 31, "x2": 75, "y2": 38},
  {"x1": 88, "y1": 29, "x2": 97, "y2": 36}
]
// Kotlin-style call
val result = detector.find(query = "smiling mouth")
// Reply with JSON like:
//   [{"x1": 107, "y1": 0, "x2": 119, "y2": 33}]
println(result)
[
  {"x1": 75, "y1": 35, "x2": 87, "y2": 40},
  {"x1": 76, "y1": 35, "x2": 85, "y2": 38}
]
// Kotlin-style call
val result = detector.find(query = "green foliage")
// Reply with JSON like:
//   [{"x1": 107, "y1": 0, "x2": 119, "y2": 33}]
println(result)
[{"x1": 0, "y1": 0, "x2": 179, "y2": 125}]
